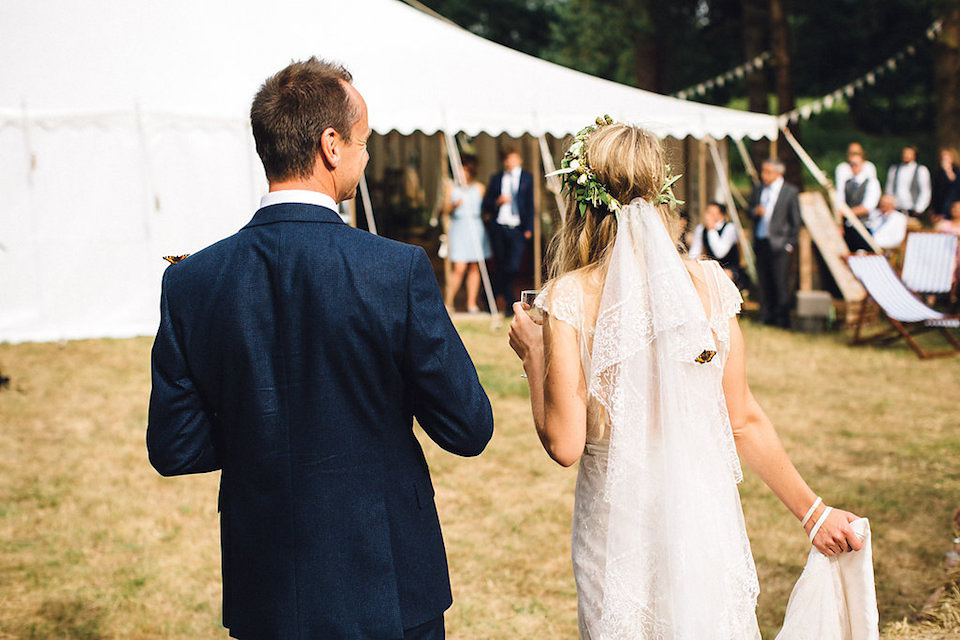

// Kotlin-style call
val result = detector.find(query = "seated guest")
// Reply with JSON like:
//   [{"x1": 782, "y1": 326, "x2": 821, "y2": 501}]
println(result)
[
  {"x1": 867, "y1": 194, "x2": 908, "y2": 252},
  {"x1": 688, "y1": 202, "x2": 747, "y2": 289},
  {"x1": 839, "y1": 150, "x2": 882, "y2": 252},
  {"x1": 934, "y1": 201, "x2": 960, "y2": 236}
]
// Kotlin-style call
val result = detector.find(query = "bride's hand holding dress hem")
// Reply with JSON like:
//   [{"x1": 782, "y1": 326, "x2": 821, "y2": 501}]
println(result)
[{"x1": 721, "y1": 315, "x2": 864, "y2": 557}]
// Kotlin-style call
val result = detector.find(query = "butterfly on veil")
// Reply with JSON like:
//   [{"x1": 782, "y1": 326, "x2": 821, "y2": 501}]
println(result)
[
  {"x1": 695, "y1": 349, "x2": 716, "y2": 364},
  {"x1": 162, "y1": 254, "x2": 190, "y2": 265}
]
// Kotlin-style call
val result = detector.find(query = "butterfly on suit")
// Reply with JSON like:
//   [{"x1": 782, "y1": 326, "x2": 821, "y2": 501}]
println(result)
[
  {"x1": 162, "y1": 254, "x2": 190, "y2": 265},
  {"x1": 695, "y1": 349, "x2": 716, "y2": 364}
]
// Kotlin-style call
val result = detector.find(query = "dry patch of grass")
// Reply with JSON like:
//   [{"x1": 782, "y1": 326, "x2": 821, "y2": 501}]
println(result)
[
  {"x1": 884, "y1": 569, "x2": 960, "y2": 639},
  {"x1": 0, "y1": 319, "x2": 958, "y2": 638},
  {"x1": 0, "y1": 338, "x2": 221, "y2": 639}
]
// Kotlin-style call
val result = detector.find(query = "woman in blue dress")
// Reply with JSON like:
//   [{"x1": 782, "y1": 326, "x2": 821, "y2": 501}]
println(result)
[{"x1": 443, "y1": 155, "x2": 491, "y2": 313}]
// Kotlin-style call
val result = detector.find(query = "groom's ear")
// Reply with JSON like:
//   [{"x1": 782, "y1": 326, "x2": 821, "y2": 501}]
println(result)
[{"x1": 319, "y1": 127, "x2": 340, "y2": 169}]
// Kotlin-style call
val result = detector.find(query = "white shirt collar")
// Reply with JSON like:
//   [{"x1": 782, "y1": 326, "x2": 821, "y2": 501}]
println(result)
[
  {"x1": 764, "y1": 176, "x2": 784, "y2": 196},
  {"x1": 260, "y1": 190, "x2": 337, "y2": 211}
]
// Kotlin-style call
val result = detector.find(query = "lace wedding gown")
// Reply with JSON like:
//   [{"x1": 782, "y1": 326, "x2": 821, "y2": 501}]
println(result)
[{"x1": 537, "y1": 258, "x2": 761, "y2": 640}]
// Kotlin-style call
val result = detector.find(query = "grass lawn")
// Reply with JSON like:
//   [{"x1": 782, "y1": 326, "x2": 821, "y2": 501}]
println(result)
[{"x1": 1, "y1": 316, "x2": 959, "y2": 638}]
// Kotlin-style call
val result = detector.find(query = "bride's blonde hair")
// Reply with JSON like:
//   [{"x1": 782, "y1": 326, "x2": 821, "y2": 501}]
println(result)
[{"x1": 547, "y1": 123, "x2": 681, "y2": 280}]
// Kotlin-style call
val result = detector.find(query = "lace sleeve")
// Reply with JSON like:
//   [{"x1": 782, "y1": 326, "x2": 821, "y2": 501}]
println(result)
[
  {"x1": 535, "y1": 275, "x2": 582, "y2": 330},
  {"x1": 706, "y1": 261, "x2": 743, "y2": 319}
]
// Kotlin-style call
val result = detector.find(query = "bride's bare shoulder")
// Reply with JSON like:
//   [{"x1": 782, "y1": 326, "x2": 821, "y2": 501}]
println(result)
[{"x1": 683, "y1": 259, "x2": 715, "y2": 316}]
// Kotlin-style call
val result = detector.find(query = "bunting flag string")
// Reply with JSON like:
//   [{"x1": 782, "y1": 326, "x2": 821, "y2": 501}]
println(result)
[
  {"x1": 777, "y1": 19, "x2": 942, "y2": 127},
  {"x1": 674, "y1": 52, "x2": 770, "y2": 100}
]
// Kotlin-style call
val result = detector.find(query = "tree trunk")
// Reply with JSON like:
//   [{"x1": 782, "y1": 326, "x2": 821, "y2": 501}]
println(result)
[
  {"x1": 935, "y1": 1, "x2": 960, "y2": 152},
  {"x1": 632, "y1": 30, "x2": 659, "y2": 91},
  {"x1": 631, "y1": 0, "x2": 660, "y2": 91},
  {"x1": 770, "y1": 0, "x2": 802, "y2": 188},
  {"x1": 741, "y1": 0, "x2": 769, "y2": 178}
]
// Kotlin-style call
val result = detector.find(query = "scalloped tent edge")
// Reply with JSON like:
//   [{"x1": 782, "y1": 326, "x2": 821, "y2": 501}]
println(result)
[{"x1": 0, "y1": 0, "x2": 778, "y2": 342}]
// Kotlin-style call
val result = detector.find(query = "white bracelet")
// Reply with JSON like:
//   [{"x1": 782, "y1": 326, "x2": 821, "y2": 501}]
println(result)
[
  {"x1": 809, "y1": 506, "x2": 833, "y2": 543},
  {"x1": 801, "y1": 496, "x2": 823, "y2": 528}
]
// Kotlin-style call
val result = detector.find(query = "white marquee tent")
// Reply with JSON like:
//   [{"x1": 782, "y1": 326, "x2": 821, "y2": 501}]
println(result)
[{"x1": 0, "y1": 0, "x2": 778, "y2": 343}]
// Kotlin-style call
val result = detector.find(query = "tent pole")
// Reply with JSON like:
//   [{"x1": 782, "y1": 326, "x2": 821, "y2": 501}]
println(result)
[
  {"x1": 538, "y1": 136, "x2": 566, "y2": 223},
  {"x1": 358, "y1": 172, "x2": 378, "y2": 235},
  {"x1": 733, "y1": 137, "x2": 760, "y2": 188},
  {"x1": 436, "y1": 135, "x2": 451, "y2": 290},
  {"x1": 528, "y1": 136, "x2": 542, "y2": 290},
  {"x1": 443, "y1": 132, "x2": 498, "y2": 319},
  {"x1": 706, "y1": 137, "x2": 758, "y2": 285},
  {"x1": 778, "y1": 124, "x2": 879, "y2": 253},
  {"x1": 697, "y1": 139, "x2": 708, "y2": 219}
]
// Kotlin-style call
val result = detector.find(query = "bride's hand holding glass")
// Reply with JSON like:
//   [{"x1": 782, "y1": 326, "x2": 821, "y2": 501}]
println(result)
[
  {"x1": 509, "y1": 300, "x2": 544, "y2": 377},
  {"x1": 520, "y1": 290, "x2": 542, "y2": 325}
]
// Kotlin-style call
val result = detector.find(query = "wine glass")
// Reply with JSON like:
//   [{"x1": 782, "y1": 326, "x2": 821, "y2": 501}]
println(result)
[
  {"x1": 520, "y1": 289, "x2": 542, "y2": 325},
  {"x1": 518, "y1": 290, "x2": 540, "y2": 378}
]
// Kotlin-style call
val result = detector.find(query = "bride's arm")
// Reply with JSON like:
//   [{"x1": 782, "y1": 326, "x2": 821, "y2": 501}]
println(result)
[
  {"x1": 723, "y1": 316, "x2": 863, "y2": 556},
  {"x1": 509, "y1": 303, "x2": 587, "y2": 467}
]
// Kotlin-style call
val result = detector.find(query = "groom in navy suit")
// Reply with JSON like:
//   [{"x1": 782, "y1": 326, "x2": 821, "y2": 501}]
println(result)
[{"x1": 148, "y1": 58, "x2": 493, "y2": 639}]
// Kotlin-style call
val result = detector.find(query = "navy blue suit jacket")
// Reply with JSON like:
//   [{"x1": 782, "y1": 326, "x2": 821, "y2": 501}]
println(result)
[
  {"x1": 481, "y1": 170, "x2": 535, "y2": 233},
  {"x1": 147, "y1": 203, "x2": 493, "y2": 639}
]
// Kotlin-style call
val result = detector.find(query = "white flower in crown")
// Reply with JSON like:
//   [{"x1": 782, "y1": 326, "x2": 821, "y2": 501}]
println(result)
[{"x1": 545, "y1": 114, "x2": 680, "y2": 218}]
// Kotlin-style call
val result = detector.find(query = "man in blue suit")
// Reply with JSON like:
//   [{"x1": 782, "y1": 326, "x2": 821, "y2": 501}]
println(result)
[
  {"x1": 147, "y1": 58, "x2": 493, "y2": 639},
  {"x1": 482, "y1": 147, "x2": 534, "y2": 316}
]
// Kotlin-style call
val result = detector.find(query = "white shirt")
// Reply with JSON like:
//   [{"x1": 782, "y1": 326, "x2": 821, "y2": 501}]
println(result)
[
  {"x1": 756, "y1": 176, "x2": 783, "y2": 238},
  {"x1": 867, "y1": 208, "x2": 908, "y2": 250},
  {"x1": 835, "y1": 160, "x2": 877, "y2": 188},
  {"x1": 496, "y1": 168, "x2": 523, "y2": 227},
  {"x1": 884, "y1": 162, "x2": 931, "y2": 213},
  {"x1": 841, "y1": 172, "x2": 881, "y2": 212},
  {"x1": 688, "y1": 222, "x2": 738, "y2": 260},
  {"x1": 260, "y1": 189, "x2": 338, "y2": 211}
]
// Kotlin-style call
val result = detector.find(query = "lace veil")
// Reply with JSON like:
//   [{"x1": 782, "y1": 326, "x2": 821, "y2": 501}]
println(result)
[{"x1": 588, "y1": 198, "x2": 759, "y2": 638}]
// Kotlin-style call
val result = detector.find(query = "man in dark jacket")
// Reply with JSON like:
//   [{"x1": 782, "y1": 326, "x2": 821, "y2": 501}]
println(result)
[
  {"x1": 482, "y1": 146, "x2": 534, "y2": 315},
  {"x1": 749, "y1": 158, "x2": 801, "y2": 328},
  {"x1": 147, "y1": 57, "x2": 493, "y2": 640}
]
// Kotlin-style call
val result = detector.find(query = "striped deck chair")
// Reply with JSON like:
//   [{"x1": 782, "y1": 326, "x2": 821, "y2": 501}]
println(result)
[
  {"x1": 846, "y1": 254, "x2": 960, "y2": 359},
  {"x1": 900, "y1": 232, "x2": 959, "y2": 304}
]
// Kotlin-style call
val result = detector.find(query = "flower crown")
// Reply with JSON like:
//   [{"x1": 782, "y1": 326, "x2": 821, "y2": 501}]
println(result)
[{"x1": 546, "y1": 115, "x2": 684, "y2": 218}]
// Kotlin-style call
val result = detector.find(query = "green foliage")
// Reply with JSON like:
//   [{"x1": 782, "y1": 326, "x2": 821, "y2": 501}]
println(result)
[
  {"x1": 412, "y1": 0, "x2": 942, "y2": 139},
  {"x1": 545, "y1": 0, "x2": 652, "y2": 87},
  {"x1": 545, "y1": 0, "x2": 745, "y2": 92},
  {"x1": 796, "y1": 104, "x2": 938, "y2": 180},
  {"x1": 786, "y1": 0, "x2": 938, "y2": 134},
  {"x1": 414, "y1": 0, "x2": 557, "y2": 57}
]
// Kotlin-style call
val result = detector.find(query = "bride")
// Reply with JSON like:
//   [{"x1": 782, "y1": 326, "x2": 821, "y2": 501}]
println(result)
[{"x1": 508, "y1": 118, "x2": 864, "y2": 638}]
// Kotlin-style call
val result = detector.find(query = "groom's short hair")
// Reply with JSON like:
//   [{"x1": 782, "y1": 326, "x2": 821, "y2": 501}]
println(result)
[{"x1": 250, "y1": 57, "x2": 361, "y2": 182}]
